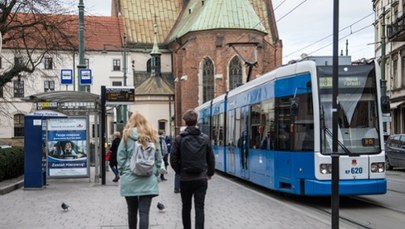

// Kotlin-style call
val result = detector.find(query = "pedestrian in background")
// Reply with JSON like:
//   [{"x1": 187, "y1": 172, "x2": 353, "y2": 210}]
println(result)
[
  {"x1": 172, "y1": 128, "x2": 182, "y2": 194},
  {"x1": 170, "y1": 109, "x2": 215, "y2": 229},
  {"x1": 110, "y1": 131, "x2": 121, "y2": 182},
  {"x1": 158, "y1": 130, "x2": 169, "y2": 181},
  {"x1": 117, "y1": 112, "x2": 162, "y2": 229}
]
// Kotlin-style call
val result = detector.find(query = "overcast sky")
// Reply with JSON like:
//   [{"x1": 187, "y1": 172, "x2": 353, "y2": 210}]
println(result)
[{"x1": 80, "y1": 0, "x2": 376, "y2": 64}]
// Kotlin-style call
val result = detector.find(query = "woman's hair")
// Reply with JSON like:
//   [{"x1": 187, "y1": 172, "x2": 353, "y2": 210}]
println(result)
[{"x1": 122, "y1": 112, "x2": 157, "y2": 144}]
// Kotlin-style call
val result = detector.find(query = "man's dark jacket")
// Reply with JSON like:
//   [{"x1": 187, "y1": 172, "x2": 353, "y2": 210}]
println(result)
[{"x1": 170, "y1": 126, "x2": 215, "y2": 181}]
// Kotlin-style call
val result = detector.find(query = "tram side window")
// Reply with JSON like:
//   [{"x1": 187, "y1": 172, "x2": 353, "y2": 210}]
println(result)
[
  {"x1": 212, "y1": 114, "x2": 224, "y2": 146},
  {"x1": 275, "y1": 97, "x2": 292, "y2": 150},
  {"x1": 260, "y1": 99, "x2": 275, "y2": 150},
  {"x1": 218, "y1": 113, "x2": 224, "y2": 146},
  {"x1": 250, "y1": 103, "x2": 266, "y2": 149},
  {"x1": 198, "y1": 117, "x2": 210, "y2": 137},
  {"x1": 293, "y1": 87, "x2": 314, "y2": 151},
  {"x1": 236, "y1": 108, "x2": 248, "y2": 148}
]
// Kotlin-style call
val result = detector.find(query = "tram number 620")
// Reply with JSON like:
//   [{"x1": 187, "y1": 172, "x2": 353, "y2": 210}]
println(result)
[{"x1": 345, "y1": 167, "x2": 363, "y2": 174}]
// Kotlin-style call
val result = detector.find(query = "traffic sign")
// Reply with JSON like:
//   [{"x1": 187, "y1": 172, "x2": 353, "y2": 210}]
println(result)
[{"x1": 79, "y1": 69, "x2": 92, "y2": 85}]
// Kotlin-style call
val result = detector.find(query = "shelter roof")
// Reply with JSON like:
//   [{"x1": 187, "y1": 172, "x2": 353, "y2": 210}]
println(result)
[{"x1": 23, "y1": 91, "x2": 100, "y2": 103}]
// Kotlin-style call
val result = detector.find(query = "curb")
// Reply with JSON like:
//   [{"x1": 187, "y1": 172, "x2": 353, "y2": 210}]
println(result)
[{"x1": 0, "y1": 180, "x2": 24, "y2": 195}]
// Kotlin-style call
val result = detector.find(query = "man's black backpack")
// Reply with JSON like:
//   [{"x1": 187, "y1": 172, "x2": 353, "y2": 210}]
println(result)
[{"x1": 180, "y1": 133, "x2": 208, "y2": 174}]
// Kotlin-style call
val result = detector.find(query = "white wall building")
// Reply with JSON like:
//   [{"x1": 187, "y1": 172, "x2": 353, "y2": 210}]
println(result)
[{"x1": 0, "y1": 15, "x2": 174, "y2": 146}]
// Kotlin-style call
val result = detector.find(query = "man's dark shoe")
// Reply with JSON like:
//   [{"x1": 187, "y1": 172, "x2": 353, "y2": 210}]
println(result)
[{"x1": 174, "y1": 189, "x2": 180, "y2": 193}]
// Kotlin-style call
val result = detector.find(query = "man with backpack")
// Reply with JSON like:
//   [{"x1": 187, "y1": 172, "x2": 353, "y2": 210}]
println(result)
[{"x1": 170, "y1": 109, "x2": 215, "y2": 229}]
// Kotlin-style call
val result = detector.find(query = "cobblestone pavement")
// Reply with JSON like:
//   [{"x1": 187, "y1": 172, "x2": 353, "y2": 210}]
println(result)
[{"x1": 0, "y1": 167, "x2": 357, "y2": 229}]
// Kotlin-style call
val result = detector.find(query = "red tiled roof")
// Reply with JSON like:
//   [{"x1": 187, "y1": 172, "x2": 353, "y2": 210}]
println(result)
[{"x1": 3, "y1": 13, "x2": 124, "y2": 51}]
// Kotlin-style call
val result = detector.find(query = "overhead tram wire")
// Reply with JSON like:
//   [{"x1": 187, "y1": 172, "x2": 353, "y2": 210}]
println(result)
[
  {"x1": 307, "y1": 24, "x2": 373, "y2": 56},
  {"x1": 274, "y1": 0, "x2": 288, "y2": 11},
  {"x1": 283, "y1": 12, "x2": 374, "y2": 59},
  {"x1": 220, "y1": 0, "x2": 307, "y2": 59},
  {"x1": 276, "y1": 0, "x2": 308, "y2": 23}
]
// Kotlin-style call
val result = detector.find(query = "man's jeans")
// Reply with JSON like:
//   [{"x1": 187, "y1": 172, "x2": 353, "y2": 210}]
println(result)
[{"x1": 180, "y1": 179, "x2": 208, "y2": 229}]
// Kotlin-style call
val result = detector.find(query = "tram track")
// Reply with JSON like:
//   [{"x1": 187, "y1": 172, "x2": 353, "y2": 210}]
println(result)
[
  {"x1": 387, "y1": 188, "x2": 405, "y2": 195},
  {"x1": 218, "y1": 171, "x2": 405, "y2": 229}
]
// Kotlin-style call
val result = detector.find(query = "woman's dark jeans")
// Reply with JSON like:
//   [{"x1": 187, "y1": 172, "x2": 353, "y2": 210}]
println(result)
[{"x1": 125, "y1": 195, "x2": 153, "y2": 229}]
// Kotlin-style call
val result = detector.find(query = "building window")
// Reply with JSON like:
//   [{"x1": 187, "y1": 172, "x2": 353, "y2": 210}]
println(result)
[
  {"x1": 85, "y1": 58, "x2": 90, "y2": 68},
  {"x1": 202, "y1": 57, "x2": 214, "y2": 103},
  {"x1": 113, "y1": 59, "x2": 121, "y2": 71},
  {"x1": 44, "y1": 57, "x2": 53, "y2": 70},
  {"x1": 393, "y1": 59, "x2": 398, "y2": 89},
  {"x1": 44, "y1": 80, "x2": 55, "y2": 92},
  {"x1": 14, "y1": 114, "x2": 24, "y2": 137},
  {"x1": 13, "y1": 80, "x2": 24, "y2": 98},
  {"x1": 229, "y1": 56, "x2": 243, "y2": 90},
  {"x1": 147, "y1": 59, "x2": 151, "y2": 73},
  {"x1": 402, "y1": 56, "x2": 405, "y2": 87},
  {"x1": 158, "y1": 120, "x2": 166, "y2": 132},
  {"x1": 112, "y1": 81, "x2": 122, "y2": 86}
]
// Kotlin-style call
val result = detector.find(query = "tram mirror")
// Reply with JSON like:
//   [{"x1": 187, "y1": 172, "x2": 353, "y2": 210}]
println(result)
[
  {"x1": 381, "y1": 96, "x2": 390, "y2": 114},
  {"x1": 290, "y1": 98, "x2": 299, "y2": 116}
]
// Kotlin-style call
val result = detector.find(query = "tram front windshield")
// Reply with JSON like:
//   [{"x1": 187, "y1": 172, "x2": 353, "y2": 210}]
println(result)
[{"x1": 318, "y1": 65, "x2": 381, "y2": 155}]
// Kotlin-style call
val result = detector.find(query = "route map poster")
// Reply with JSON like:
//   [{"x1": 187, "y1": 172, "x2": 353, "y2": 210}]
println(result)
[{"x1": 46, "y1": 118, "x2": 89, "y2": 178}]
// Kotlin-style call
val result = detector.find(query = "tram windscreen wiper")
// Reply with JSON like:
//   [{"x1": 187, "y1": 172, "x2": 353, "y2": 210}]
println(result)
[{"x1": 324, "y1": 127, "x2": 359, "y2": 156}]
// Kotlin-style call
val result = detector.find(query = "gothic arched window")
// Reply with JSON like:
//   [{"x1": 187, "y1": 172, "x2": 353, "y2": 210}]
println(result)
[
  {"x1": 202, "y1": 58, "x2": 214, "y2": 103},
  {"x1": 229, "y1": 56, "x2": 243, "y2": 90}
]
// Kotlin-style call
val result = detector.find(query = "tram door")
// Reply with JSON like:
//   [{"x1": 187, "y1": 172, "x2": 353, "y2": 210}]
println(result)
[
  {"x1": 237, "y1": 106, "x2": 250, "y2": 179},
  {"x1": 226, "y1": 109, "x2": 236, "y2": 175}
]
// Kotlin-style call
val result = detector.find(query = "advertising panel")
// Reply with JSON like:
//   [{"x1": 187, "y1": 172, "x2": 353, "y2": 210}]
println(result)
[{"x1": 46, "y1": 118, "x2": 89, "y2": 177}]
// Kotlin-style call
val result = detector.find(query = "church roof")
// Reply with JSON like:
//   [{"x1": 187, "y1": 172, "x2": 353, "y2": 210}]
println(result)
[
  {"x1": 166, "y1": 0, "x2": 267, "y2": 43},
  {"x1": 135, "y1": 76, "x2": 174, "y2": 95},
  {"x1": 117, "y1": 0, "x2": 278, "y2": 47},
  {"x1": 119, "y1": 0, "x2": 183, "y2": 46}
]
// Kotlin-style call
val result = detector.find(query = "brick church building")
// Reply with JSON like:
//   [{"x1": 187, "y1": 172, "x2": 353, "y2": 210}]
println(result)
[{"x1": 113, "y1": 0, "x2": 282, "y2": 132}]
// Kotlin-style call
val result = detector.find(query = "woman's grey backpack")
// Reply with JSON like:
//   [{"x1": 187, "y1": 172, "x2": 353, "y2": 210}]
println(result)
[{"x1": 130, "y1": 141, "x2": 156, "y2": 176}]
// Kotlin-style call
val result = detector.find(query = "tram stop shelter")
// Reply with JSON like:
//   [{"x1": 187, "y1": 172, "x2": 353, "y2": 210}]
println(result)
[{"x1": 22, "y1": 91, "x2": 105, "y2": 184}]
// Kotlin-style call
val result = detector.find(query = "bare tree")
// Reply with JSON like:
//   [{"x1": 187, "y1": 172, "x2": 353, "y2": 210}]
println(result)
[{"x1": 0, "y1": 0, "x2": 77, "y2": 87}]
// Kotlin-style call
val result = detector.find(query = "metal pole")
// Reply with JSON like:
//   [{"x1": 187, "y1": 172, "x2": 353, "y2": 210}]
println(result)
[
  {"x1": 78, "y1": 0, "x2": 86, "y2": 91},
  {"x1": 101, "y1": 86, "x2": 106, "y2": 185},
  {"x1": 123, "y1": 33, "x2": 128, "y2": 123},
  {"x1": 332, "y1": 0, "x2": 340, "y2": 228},
  {"x1": 381, "y1": 7, "x2": 386, "y2": 97}
]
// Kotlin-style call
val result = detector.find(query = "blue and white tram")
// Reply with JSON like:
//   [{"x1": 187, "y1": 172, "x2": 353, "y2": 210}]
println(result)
[{"x1": 196, "y1": 60, "x2": 387, "y2": 196}]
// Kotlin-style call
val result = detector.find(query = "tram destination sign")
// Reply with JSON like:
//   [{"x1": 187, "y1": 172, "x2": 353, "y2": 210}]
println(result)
[{"x1": 105, "y1": 86, "x2": 135, "y2": 105}]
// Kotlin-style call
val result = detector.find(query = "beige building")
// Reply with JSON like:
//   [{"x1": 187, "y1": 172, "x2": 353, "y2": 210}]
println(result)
[{"x1": 374, "y1": 0, "x2": 405, "y2": 134}]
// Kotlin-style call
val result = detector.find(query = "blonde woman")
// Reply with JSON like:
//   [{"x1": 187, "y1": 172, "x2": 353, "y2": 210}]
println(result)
[{"x1": 117, "y1": 112, "x2": 162, "y2": 229}]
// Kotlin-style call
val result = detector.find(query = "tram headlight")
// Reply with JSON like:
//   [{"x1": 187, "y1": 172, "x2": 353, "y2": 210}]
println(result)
[
  {"x1": 371, "y1": 162, "x2": 385, "y2": 173},
  {"x1": 320, "y1": 163, "x2": 332, "y2": 174}
]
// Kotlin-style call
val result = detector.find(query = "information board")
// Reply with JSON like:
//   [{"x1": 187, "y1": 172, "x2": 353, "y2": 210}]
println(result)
[{"x1": 105, "y1": 86, "x2": 135, "y2": 105}]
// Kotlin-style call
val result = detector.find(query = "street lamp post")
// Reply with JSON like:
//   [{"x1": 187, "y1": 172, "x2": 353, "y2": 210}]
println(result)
[
  {"x1": 122, "y1": 33, "x2": 128, "y2": 124},
  {"x1": 331, "y1": 0, "x2": 340, "y2": 228},
  {"x1": 78, "y1": 0, "x2": 86, "y2": 92}
]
